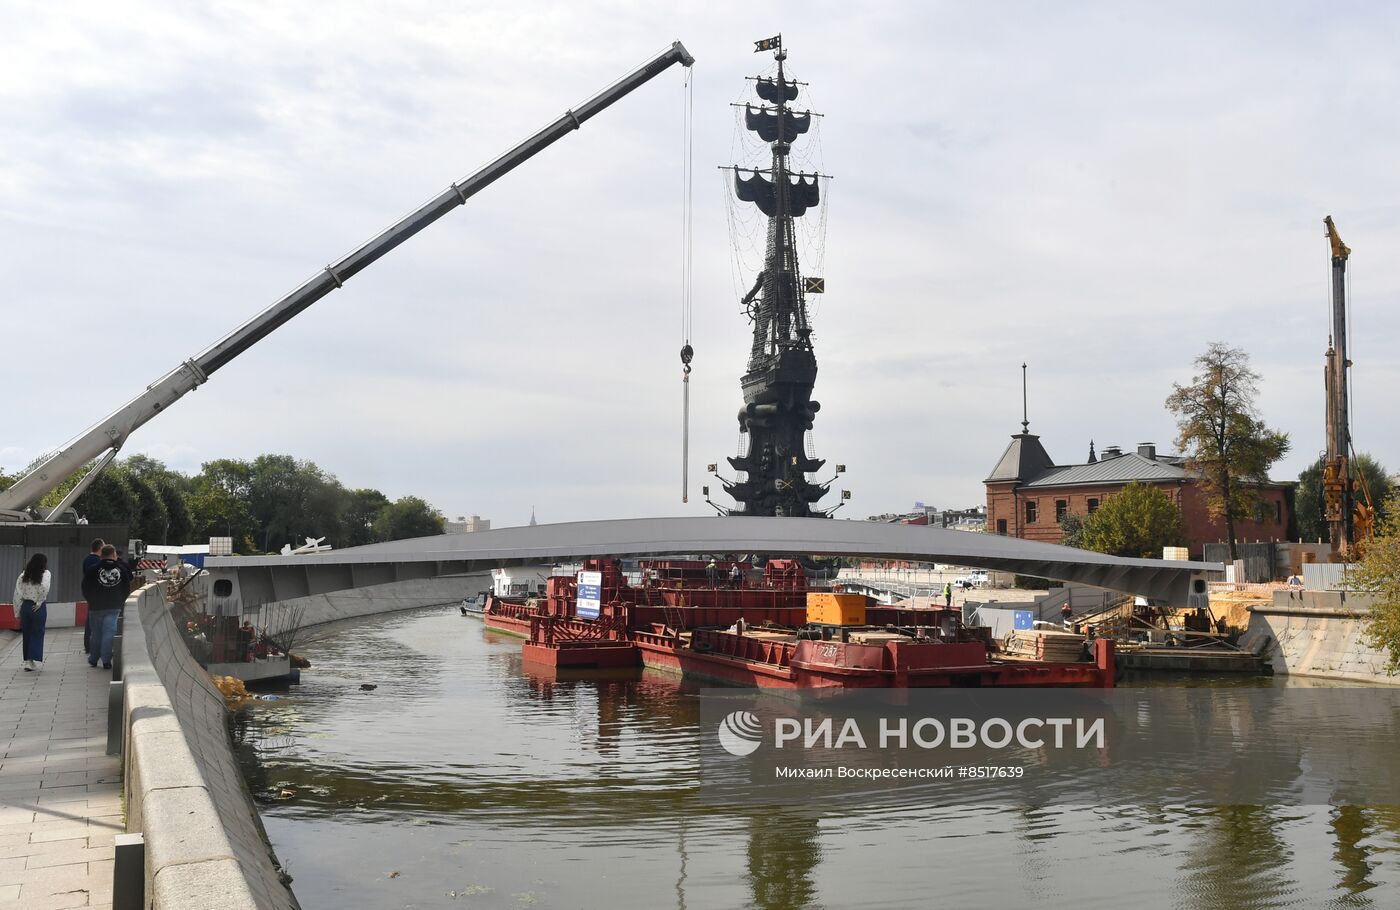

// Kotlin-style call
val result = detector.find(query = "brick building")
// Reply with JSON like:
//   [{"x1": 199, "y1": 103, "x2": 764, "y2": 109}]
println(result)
[{"x1": 984, "y1": 432, "x2": 1295, "y2": 557}]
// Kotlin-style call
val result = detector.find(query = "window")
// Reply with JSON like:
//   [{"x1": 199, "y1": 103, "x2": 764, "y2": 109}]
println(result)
[
  {"x1": 1275, "y1": 501, "x2": 1283, "y2": 523},
  {"x1": 1025, "y1": 500, "x2": 1038, "y2": 524},
  {"x1": 1087, "y1": 498, "x2": 1100, "y2": 514},
  {"x1": 996, "y1": 519, "x2": 1008, "y2": 536},
  {"x1": 1055, "y1": 499, "x2": 1068, "y2": 522}
]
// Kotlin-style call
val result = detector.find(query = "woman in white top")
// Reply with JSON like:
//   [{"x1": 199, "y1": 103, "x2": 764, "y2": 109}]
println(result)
[{"x1": 13, "y1": 553, "x2": 51, "y2": 671}]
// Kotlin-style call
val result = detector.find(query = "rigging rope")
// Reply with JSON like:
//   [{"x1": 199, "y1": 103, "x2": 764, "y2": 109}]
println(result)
[{"x1": 680, "y1": 67, "x2": 695, "y2": 503}]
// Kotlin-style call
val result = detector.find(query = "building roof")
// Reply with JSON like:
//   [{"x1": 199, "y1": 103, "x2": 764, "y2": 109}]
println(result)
[
  {"x1": 1021, "y1": 452, "x2": 1186, "y2": 488},
  {"x1": 985, "y1": 433, "x2": 1055, "y2": 483}
]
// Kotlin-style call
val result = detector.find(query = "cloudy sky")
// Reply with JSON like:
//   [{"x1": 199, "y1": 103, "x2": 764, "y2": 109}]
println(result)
[{"x1": 3, "y1": 1, "x2": 1398, "y2": 528}]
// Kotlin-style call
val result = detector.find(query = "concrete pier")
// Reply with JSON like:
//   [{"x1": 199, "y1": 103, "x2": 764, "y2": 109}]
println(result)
[
  {"x1": 0, "y1": 627, "x2": 122, "y2": 909},
  {"x1": 1244, "y1": 589, "x2": 1400, "y2": 685}
]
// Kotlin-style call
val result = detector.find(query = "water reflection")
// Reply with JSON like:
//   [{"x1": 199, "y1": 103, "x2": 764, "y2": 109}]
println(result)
[
  {"x1": 747, "y1": 813, "x2": 822, "y2": 910},
  {"x1": 1176, "y1": 806, "x2": 1299, "y2": 910},
  {"x1": 232, "y1": 607, "x2": 1400, "y2": 909}
]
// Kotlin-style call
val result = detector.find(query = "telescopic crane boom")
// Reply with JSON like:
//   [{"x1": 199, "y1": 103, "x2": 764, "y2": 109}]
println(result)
[{"x1": 1, "y1": 41, "x2": 695, "y2": 522}]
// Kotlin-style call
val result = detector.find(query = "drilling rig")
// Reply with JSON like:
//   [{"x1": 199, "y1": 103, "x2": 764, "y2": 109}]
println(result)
[{"x1": 1321, "y1": 215, "x2": 1375, "y2": 559}]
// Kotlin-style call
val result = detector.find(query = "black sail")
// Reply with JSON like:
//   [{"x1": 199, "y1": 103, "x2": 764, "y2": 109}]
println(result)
[
  {"x1": 744, "y1": 105, "x2": 811, "y2": 144},
  {"x1": 734, "y1": 171, "x2": 821, "y2": 218},
  {"x1": 755, "y1": 76, "x2": 799, "y2": 103}
]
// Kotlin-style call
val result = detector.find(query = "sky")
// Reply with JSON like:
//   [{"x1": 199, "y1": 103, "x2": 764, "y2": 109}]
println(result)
[{"x1": 3, "y1": 1, "x2": 1399, "y2": 529}]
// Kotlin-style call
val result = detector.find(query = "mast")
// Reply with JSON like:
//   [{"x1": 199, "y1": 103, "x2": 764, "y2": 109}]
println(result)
[
  {"x1": 717, "y1": 36, "x2": 834, "y2": 517},
  {"x1": 1322, "y1": 215, "x2": 1352, "y2": 559}
]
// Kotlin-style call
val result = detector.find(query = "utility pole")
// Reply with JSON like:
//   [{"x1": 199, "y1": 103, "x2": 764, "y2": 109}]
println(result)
[{"x1": 1323, "y1": 216, "x2": 1352, "y2": 561}]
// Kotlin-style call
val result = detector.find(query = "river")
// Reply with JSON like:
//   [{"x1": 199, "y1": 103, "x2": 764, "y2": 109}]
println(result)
[{"x1": 233, "y1": 606, "x2": 1400, "y2": 909}]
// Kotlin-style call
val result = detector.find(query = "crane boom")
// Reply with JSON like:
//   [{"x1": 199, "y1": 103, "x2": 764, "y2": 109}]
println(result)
[{"x1": 1, "y1": 41, "x2": 694, "y2": 521}]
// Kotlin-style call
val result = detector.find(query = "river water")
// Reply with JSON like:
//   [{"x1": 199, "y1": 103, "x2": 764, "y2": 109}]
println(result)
[{"x1": 233, "y1": 606, "x2": 1400, "y2": 909}]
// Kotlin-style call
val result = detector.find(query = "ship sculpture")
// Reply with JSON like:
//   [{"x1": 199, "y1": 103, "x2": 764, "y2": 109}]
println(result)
[{"x1": 718, "y1": 37, "x2": 838, "y2": 517}]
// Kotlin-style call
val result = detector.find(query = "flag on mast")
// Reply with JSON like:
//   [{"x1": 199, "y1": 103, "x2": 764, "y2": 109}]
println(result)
[{"x1": 754, "y1": 35, "x2": 781, "y2": 53}]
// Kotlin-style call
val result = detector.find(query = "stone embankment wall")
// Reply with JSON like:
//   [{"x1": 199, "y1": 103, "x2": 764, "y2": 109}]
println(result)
[
  {"x1": 1243, "y1": 589, "x2": 1400, "y2": 685},
  {"x1": 272, "y1": 571, "x2": 491, "y2": 629},
  {"x1": 117, "y1": 572, "x2": 490, "y2": 907},
  {"x1": 121, "y1": 583, "x2": 298, "y2": 909}
]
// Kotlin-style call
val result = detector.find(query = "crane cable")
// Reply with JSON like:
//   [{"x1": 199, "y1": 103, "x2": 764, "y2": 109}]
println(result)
[{"x1": 680, "y1": 67, "x2": 695, "y2": 503}]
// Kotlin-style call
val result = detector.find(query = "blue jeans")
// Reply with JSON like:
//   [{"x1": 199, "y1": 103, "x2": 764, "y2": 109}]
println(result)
[
  {"x1": 89, "y1": 609, "x2": 119, "y2": 667},
  {"x1": 20, "y1": 600, "x2": 46, "y2": 662}
]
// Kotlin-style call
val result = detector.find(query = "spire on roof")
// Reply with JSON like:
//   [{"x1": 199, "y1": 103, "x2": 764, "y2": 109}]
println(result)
[
  {"x1": 1021, "y1": 362, "x2": 1030, "y2": 434},
  {"x1": 529, "y1": 507, "x2": 537, "y2": 527},
  {"x1": 1087, "y1": 440, "x2": 1097, "y2": 464}
]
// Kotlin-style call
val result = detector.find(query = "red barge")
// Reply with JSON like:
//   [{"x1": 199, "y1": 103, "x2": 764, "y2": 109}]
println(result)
[{"x1": 479, "y1": 559, "x2": 1114, "y2": 689}]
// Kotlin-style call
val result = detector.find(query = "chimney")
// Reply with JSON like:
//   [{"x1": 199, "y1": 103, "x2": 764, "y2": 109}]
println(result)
[
  {"x1": 1137, "y1": 443, "x2": 1156, "y2": 460},
  {"x1": 1102, "y1": 445, "x2": 1122, "y2": 459}
]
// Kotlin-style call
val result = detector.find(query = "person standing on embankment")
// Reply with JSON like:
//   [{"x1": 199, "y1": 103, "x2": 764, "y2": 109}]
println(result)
[
  {"x1": 82, "y1": 544, "x2": 131, "y2": 670},
  {"x1": 13, "y1": 553, "x2": 51, "y2": 672},
  {"x1": 81, "y1": 537, "x2": 104, "y2": 653}
]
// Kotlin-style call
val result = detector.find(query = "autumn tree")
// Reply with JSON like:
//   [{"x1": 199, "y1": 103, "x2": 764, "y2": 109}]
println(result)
[
  {"x1": 1166, "y1": 343, "x2": 1289, "y2": 561},
  {"x1": 1078, "y1": 482, "x2": 1187, "y2": 558},
  {"x1": 1356, "y1": 491, "x2": 1400, "y2": 674},
  {"x1": 1295, "y1": 453, "x2": 1393, "y2": 544}
]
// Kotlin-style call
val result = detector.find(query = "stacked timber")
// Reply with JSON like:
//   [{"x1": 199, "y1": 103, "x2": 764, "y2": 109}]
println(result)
[{"x1": 1002, "y1": 629, "x2": 1087, "y2": 662}]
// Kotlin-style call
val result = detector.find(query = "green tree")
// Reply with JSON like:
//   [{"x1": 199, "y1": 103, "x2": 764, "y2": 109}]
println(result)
[
  {"x1": 1296, "y1": 454, "x2": 1393, "y2": 544},
  {"x1": 118, "y1": 466, "x2": 171, "y2": 543},
  {"x1": 372, "y1": 496, "x2": 445, "y2": 541},
  {"x1": 1059, "y1": 513, "x2": 1086, "y2": 549},
  {"x1": 341, "y1": 488, "x2": 390, "y2": 548},
  {"x1": 1079, "y1": 482, "x2": 1187, "y2": 558},
  {"x1": 188, "y1": 459, "x2": 258, "y2": 552},
  {"x1": 246, "y1": 455, "x2": 347, "y2": 550},
  {"x1": 1166, "y1": 342, "x2": 1290, "y2": 561},
  {"x1": 153, "y1": 474, "x2": 194, "y2": 544},
  {"x1": 1357, "y1": 492, "x2": 1400, "y2": 674},
  {"x1": 70, "y1": 470, "x2": 140, "y2": 528}
]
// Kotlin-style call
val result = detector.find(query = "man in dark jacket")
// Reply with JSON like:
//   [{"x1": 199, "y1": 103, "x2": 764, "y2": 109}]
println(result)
[
  {"x1": 81, "y1": 538, "x2": 104, "y2": 652},
  {"x1": 81, "y1": 544, "x2": 132, "y2": 669}
]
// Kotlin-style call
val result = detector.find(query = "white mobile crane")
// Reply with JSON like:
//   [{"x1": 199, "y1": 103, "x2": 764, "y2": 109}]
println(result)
[{"x1": 1, "y1": 41, "x2": 694, "y2": 524}]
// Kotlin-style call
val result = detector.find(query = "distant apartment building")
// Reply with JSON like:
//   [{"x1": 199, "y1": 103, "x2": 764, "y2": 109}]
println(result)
[
  {"x1": 444, "y1": 514, "x2": 491, "y2": 534},
  {"x1": 984, "y1": 432, "x2": 1294, "y2": 557},
  {"x1": 866, "y1": 504, "x2": 987, "y2": 531}
]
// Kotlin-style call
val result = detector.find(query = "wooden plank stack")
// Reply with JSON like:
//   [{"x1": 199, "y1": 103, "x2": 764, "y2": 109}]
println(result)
[{"x1": 1002, "y1": 629, "x2": 1087, "y2": 662}]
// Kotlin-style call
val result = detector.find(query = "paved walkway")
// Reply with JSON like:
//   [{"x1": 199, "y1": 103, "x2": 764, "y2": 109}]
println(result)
[{"x1": 0, "y1": 627, "x2": 121, "y2": 909}]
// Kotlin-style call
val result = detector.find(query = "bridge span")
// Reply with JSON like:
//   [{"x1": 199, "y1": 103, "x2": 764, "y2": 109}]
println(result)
[{"x1": 202, "y1": 516, "x2": 1221, "y2": 612}]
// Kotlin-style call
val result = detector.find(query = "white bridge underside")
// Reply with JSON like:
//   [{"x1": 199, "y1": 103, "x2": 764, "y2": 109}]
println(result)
[{"x1": 203, "y1": 516, "x2": 1221, "y2": 611}]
